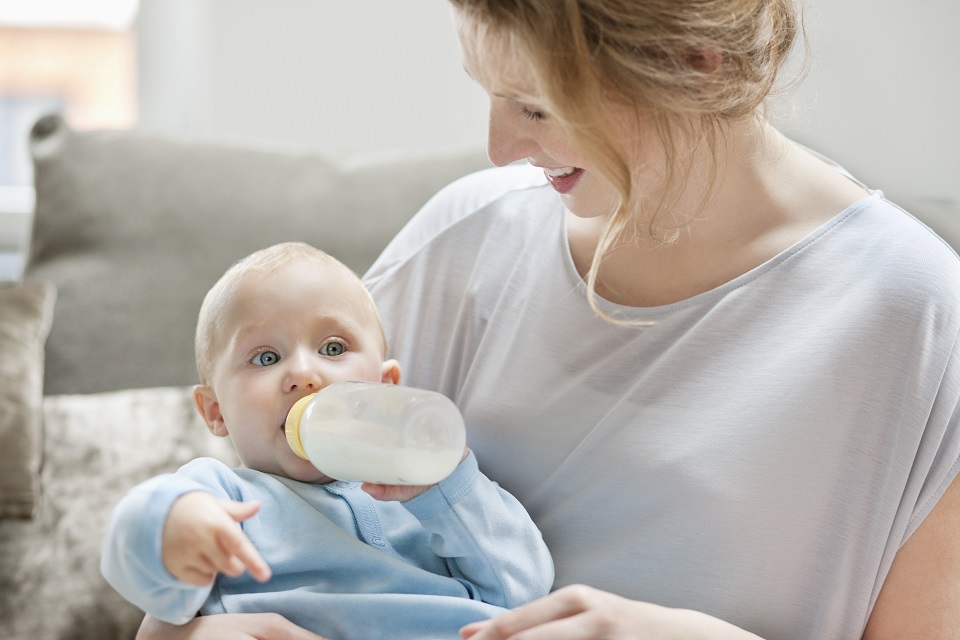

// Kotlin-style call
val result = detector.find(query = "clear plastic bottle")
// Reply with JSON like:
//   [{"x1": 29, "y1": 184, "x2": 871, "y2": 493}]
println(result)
[{"x1": 285, "y1": 381, "x2": 466, "y2": 485}]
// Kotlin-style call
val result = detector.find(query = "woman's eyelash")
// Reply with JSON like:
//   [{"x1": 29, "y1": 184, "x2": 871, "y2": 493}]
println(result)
[{"x1": 519, "y1": 105, "x2": 546, "y2": 121}]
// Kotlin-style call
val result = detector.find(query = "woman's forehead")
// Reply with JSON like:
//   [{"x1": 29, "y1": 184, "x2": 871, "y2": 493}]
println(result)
[{"x1": 454, "y1": 12, "x2": 541, "y2": 102}]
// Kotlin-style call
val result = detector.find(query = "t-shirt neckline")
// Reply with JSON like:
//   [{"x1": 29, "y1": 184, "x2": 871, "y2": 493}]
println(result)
[{"x1": 557, "y1": 191, "x2": 883, "y2": 319}]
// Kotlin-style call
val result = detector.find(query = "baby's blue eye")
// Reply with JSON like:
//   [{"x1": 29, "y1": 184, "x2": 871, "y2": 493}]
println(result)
[
  {"x1": 320, "y1": 342, "x2": 345, "y2": 357},
  {"x1": 252, "y1": 351, "x2": 280, "y2": 366}
]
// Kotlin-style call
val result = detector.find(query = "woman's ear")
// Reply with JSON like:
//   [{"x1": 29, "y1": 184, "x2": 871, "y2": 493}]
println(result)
[
  {"x1": 688, "y1": 46, "x2": 723, "y2": 76},
  {"x1": 381, "y1": 359, "x2": 401, "y2": 385},
  {"x1": 193, "y1": 384, "x2": 229, "y2": 437}
]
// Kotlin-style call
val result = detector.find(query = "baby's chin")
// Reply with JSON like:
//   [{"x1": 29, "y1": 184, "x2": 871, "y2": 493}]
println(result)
[
  {"x1": 284, "y1": 458, "x2": 335, "y2": 485},
  {"x1": 243, "y1": 456, "x2": 334, "y2": 484}
]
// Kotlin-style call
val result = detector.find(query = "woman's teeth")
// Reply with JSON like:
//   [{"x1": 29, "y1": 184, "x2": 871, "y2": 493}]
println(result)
[{"x1": 543, "y1": 166, "x2": 578, "y2": 178}]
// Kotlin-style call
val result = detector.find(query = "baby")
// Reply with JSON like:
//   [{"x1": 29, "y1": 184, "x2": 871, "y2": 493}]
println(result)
[{"x1": 101, "y1": 242, "x2": 553, "y2": 640}]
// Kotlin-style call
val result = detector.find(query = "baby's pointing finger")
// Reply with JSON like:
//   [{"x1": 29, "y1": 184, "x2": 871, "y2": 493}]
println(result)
[{"x1": 218, "y1": 527, "x2": 271, "y2": 583}]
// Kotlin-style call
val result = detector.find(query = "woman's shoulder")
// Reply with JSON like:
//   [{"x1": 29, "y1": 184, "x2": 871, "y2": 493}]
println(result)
[
  {"x1": 881, "y1": 196, "x2": 960, "y2": 254},
  {"x1": 832, "y1": 194, "x2": 960, "y2": 315},
  {"x1": 411, "y1": 162, "x2": 547, "y2": 233},
  {"x1": 364, "y1": 163, "x2": 548, "y2": 283},
  {"x1": 859, "y1": 195, "x2": 960, "y2": 276}
]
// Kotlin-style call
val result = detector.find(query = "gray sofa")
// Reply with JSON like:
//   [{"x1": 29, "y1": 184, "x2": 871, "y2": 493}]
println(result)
[{"x1": 0, "y1": 114, "x2": 489, "y2": 640}]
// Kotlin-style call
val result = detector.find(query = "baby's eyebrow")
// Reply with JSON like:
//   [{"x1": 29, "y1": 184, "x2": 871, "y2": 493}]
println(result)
[{"x1": 313, "y1": 314, "x2": 353, "y2": 330}]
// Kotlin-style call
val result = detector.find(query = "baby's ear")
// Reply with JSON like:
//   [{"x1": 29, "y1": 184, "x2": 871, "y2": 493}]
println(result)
[
  {"x1": 381, "y1": 359, "x2": 401, "y2": 385},
  {"x1": 193, "y1": 385, "x2": 229, "y2": 437}
]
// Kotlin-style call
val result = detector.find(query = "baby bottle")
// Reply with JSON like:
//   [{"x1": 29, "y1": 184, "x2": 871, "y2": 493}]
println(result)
[{"x1": 284, "y1": 381, "x2": 466, "y2": 485}]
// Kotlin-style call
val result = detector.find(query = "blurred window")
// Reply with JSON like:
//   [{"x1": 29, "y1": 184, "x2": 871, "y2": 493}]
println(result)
[{"x1": 0, "y1": 0, "x2": 138, "y2": 186}]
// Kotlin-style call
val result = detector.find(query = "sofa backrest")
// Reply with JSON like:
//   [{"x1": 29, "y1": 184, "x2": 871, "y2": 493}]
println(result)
[
  {"x1": 24, "y1": 115, "x2": 490, "y2": 395},
  {"x1": 25, "y1": 115, "x2": 960, "y2": 396}
]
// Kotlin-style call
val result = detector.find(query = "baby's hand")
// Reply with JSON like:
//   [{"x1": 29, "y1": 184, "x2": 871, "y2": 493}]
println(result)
[
  {"x1": 362, "y1": 447, "x2": 470, "y2": 502},
  {"x1": 162, "y1": 491, "x2": 271, "y2": 586}
]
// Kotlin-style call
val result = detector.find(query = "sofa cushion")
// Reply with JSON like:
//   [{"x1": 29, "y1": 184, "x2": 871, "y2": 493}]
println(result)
[
  {"x1": 24, "y1": 115, "x2": 489, "y2": 395},
  {"x1": 0, "y1": 281, "x2": 56, "y2": 519},
  {"x1": 0, "y1": 386, "x2": 238, "y2": 640}
]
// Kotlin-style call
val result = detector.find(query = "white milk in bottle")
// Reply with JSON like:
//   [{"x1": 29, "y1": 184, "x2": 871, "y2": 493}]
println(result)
[{"x1": 285, "y1": 381, "x2": 466, "y2": 485}]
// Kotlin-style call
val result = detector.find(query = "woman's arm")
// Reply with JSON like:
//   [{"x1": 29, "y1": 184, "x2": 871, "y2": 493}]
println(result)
[
  {"x1": 459, "y1": 585, "x2": 763, "y2": 640},
  {"x1": 460, "y1": 474, "x2": 960, "y2": 640},
  {"x1": 137, "y1": 613, "x2": 329, "y2": 640},
  {"x1": 862, "y1": 472, "x2": 960, "y2": 639}
]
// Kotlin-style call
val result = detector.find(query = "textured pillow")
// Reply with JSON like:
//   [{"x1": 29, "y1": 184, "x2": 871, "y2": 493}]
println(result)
[
  {"x1": 0, "y1": 386, "x2": 238, "y2": 640},
  {"x1": 24, "y1": 114, "x2": 490, "y2": 395},
  {"x1": 0, "y1": 281, "x2": 56, "y2": 519}
]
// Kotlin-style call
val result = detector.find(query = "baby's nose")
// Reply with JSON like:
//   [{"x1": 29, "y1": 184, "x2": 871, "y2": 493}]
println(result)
[{"x1": 284, "y1": 355, "x2": 324, "y2": 392}]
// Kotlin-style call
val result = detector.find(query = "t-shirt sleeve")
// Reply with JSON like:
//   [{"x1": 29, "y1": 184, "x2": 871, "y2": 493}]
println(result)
[{"x1": 903, "y1": 326, "x2": 960, "y2": 543}]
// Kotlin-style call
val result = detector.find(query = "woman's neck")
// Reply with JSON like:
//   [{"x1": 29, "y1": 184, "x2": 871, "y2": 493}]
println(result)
[{"x1": 567, "y1": 123, "x2": 870, "y2": 308}]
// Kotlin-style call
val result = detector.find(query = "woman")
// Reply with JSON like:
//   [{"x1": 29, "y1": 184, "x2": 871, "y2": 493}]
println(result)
[{"x1": 140, "y1": 1, "x2": 960, "y2": 638}]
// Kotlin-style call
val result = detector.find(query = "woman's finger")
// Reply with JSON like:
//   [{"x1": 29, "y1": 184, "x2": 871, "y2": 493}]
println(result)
[
  {"x1": 138, "y1": 612, "x2": 332, "y2": 640},
  {"x1": 461, "y1": 585, "x2": 597, "y2": 639}
]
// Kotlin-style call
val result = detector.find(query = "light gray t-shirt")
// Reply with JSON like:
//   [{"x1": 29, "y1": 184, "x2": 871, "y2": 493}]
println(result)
[{"x1": 364, "y1": 163, "x2": 960, "y2": 640}]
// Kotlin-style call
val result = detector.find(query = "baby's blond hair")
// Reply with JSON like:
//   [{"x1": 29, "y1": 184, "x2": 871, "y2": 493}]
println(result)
[{"x1": 195, "y1": 242, "x2": 385, "y2": 385}]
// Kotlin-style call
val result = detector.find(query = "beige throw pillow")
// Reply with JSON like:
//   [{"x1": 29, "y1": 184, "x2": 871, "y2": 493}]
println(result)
[
  {"x1": 0, "y1": 385, "x2": 238, "y2": 638},
  {"x1": 0, "y1": 281, "x2": 56, "y2": 519}
]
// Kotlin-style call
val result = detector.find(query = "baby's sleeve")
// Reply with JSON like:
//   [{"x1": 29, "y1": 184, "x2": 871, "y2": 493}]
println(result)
[
  {"x1": 403, "y1": 450, "x2": 554, "y2": 609},
  {"x1": 100, "y1": 469, "x2": 218, "y2": 624}
]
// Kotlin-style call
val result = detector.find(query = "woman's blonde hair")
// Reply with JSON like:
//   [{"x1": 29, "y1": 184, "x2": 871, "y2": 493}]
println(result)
[{"x1": 451, "y1": 0, "x2": 803, "y2": 322}]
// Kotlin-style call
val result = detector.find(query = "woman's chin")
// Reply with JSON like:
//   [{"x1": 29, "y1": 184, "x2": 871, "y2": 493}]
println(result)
[{"x1": 560, "y1": 188, "x2": 619, "y2": 220}]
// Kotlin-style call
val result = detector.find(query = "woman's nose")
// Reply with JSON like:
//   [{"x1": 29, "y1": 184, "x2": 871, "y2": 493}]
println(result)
[{"x1": 486, "y1": 101, "x2": 541, "y2": 167}]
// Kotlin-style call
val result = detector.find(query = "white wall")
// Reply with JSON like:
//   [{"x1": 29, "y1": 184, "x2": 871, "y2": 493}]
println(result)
[
  {"x1": 774, "y1": 0, "x2": 959, "y2": 203},
  {"x1": 137, "y1": 0, "x2": 487, "y2": 156},
  {"x1": 137, "y1": 0, "x2": 957, "y2": 201}
]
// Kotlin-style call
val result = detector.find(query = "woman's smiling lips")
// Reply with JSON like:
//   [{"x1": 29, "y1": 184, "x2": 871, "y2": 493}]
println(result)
[{"x1": 541, "y1": 165, "x2": 584, "y2": 194}]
